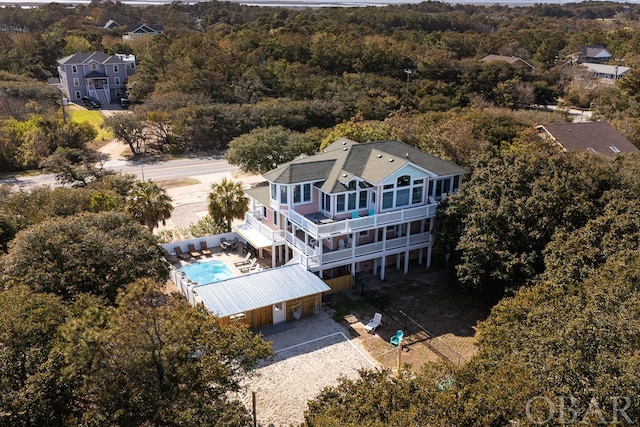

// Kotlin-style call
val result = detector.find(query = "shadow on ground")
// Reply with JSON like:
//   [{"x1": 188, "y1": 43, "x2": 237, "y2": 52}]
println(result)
[{"x1": 323, "y1": 261, "x2": 495, "y2": 369}]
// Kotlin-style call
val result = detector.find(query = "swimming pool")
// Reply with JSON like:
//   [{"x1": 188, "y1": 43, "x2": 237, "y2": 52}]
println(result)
[{"x1": 181, "y1": 260, "x2": 234, "y2": 285}]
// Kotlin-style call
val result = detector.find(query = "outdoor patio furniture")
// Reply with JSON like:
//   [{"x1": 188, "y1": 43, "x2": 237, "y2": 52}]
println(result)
[
  {"x1": 233, "y1": 253, "x2": 252, "y2": 266},
  {"x1": 239, "y1": 258, "x2": 258, "y2": 273},
  {"x1": 187, "y1": 243, "x2": 201, "y2": 258},
  {"x1": 364, "y1": 312, "x2": 383, "y2": 333},
  {"x1": 173, "y1": 246, "x2": 191, "y2": 260},
  {"x1": 163, "y1": 249, "x2": 180, "y2": 264},
  {"x1": 390, "y1": 330, "x2": 404, "y2": 347},
  {"x1": 221, "y1": 237, "x2": 239, "y2": 251},
  {"x1": 199, "y1": 241, "x2": 212, "y2": 257}
]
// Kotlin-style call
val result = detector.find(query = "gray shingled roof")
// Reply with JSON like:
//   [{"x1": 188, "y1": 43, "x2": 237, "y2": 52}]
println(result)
[
  {"x1": 244, "y1": 185, "x2": 271, "y2": 207},
  {"x1": 262, "y1": 138, "x2": 467, "y2": 194},
  {"x1": 57, "y1": 51, "x2": 126, "y2": 66},
  {"x1": 581, "y1": 45, "x2": 612, "y2": 59},
  {"x1": 194, "y1": 264, "x2": 331, "y2": 318},
  {"x1": 540, "y1": 122, "x2": 639, "y2": 158}
]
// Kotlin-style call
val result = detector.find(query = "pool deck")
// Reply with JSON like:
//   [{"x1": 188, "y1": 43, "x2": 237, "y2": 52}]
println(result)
[{"x1": 169, "y1": 245, "x2": 270, "y2": 277}]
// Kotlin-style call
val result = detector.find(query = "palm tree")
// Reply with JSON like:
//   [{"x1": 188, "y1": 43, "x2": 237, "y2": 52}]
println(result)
[
  {"x1": 208, "y1": 178, "x2": 249, "y2": 230},
  {"x1": 125, "y1": 180, "x2": 173, "y2": 231}
]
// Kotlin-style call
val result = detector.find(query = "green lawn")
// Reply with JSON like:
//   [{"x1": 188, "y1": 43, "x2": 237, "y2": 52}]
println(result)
[{"x1": 66, "y1": 105, "x2": 113, "y2": 141}]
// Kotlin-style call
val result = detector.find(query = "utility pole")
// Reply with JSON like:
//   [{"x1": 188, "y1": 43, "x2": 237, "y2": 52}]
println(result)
[{"x1": 404, "y1": 69, "x2": 412, "y2": 97}]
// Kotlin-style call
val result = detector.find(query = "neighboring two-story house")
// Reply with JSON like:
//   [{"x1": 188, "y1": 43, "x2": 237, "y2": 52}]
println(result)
[
  {"x1": 234, "y1": 138, "x2": 466, "y2": 282},
  {"x1": 57, "y1": 51, "x2": 135, "y2": 106}
]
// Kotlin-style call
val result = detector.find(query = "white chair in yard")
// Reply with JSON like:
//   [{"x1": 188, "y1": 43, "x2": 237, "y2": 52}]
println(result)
[{"x1": 364, "y1": 312, "x2": 383, "y2": 333}]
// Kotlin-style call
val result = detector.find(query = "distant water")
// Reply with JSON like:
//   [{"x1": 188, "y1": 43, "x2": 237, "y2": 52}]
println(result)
[{"x1": 2, "y1": 0, "x2": 640, "y2": 7}]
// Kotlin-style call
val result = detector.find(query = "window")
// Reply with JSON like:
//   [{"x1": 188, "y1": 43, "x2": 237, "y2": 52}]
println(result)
[
  {"x1": 114, "y1": 77, "x2": 120, "y2": 85},
  {"x1": 428, "y1": 180, "x2": 434, "y2": 197},
  {"x1": 396, "y1": 189, "x2": 410, "y2": 207},
  {"x1": 323, "y1": 194, "x2": 331, "y2": 212},
  {"x1": 348, "y1": 193, "x2": 356, "y2": 210},
  {"x1": 383, "y1": 184, "x2": 394, "y2": 190},
  {"x1": 359, "y1": 191, "x2": 367, "y2": 209},
  {"x1": 114, "y1": 65, "x2": 119, "y2": 73},
  {"x1": 273, "y1": 211, "x2": 278, "y2": 226},
  {"x1": 91, "y1": 63, "x2": 97, "y2": 70},
  {"x1": 382, "y1": 191, "x2": 393, "y2": 209},
  {"x1": 71, "y1": 65, "x2": 77, "y2": 73},
  {"x1": 412, "y1": 186, "x2": 423, "y2": 204},
  {"x1": 397, "y1": 175, "x2": 410, "y2": 187},
  {"x1": 303, "y1": 184, "x2": 311, "y2": 202},
  {"x1": 453, "y1": 176, "x2": 460, "y2": 192},
  {"x1": 75, "y1": 91, "x2": 81, "y2": 99},
  {"x1": 280, "y1": 186, "x2": 287, "y2": 204},
  {"x1": 129, "y1": 63, "x2": 135, "y2": 69},
  {"x1": 73, "y1": 78, "x2": 79, "y2": 86},
  {"x1": 359, "y1": 230, "x2": 369, "y2": 237},
  {"x1": 293, "y1": 183, "x2": 312, "y2": 204},
  {"x1": 412, "y1": 179, "x2": 424, "y2": 204},
  {"x1": 336, "y1": 194, "x2": 345, "y2": 212},
  {"x1": 270, "y1": 183, "x2": 277, "y2": 201},
  {"x1": 262, "y1": 206, "x2": 267, "y2": 218},
  {"x1": 347, "y1": 181, "x2": 356, "y2": 191},
  {"x1": 293, "y1": 185, "x2": 301, "y2": 204}
]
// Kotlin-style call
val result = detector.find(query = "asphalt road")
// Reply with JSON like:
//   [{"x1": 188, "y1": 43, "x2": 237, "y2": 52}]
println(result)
[{"x1": 0, "y1": 156, "x2": 240, "y2": 192}]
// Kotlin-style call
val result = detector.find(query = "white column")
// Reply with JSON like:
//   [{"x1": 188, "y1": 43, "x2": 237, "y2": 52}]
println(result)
[
  {"x1": 271, "y1": 246, "x2": 276, "y2": 268},
  {"x1": 426, "y1": 246, "x2": 432, "y2": 269},
  {"x1": 380, "y1": 256, "x2": 386, "y2": 281}
]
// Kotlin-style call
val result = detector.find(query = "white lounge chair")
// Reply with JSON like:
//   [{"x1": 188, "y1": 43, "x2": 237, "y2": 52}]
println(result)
[
  {"x1": 239, "y1": 258, "x2": 258, "y2": 273},
  {"x1": 233, "y1": 253, "x2": 252, "y2": 266},
  {"x1": 364, "y1": 312, "x2": 383, "y2": 333}
]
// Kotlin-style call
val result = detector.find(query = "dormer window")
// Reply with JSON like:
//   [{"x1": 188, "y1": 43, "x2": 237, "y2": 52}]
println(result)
[
  {"x1": 90, "y1": 63, "x2": 97, "y2": 70},
  {"x1": 347, "y1": 181, "x2": 356, "y2": 191}
]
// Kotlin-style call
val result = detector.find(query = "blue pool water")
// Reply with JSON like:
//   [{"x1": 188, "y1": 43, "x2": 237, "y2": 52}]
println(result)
[{"x1": 181, "y1": 260, "x2": 234, "y2": 285}]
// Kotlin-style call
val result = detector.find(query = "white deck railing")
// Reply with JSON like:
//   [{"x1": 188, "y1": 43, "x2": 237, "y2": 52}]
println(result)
[
  {"x1": 244, "y1": 212, "x2": 285, "y2": 243},
  {"x1": 286, "y1": 204, "x2": 437, "y2": 238},
  {"x1": 291, "y1": 231, "x2": 432, "y2": 270}
]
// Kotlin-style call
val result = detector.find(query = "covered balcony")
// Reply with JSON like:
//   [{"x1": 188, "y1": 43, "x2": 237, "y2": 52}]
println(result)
[{"x1": 286, "y1": 201, "x2": 437, "y2": 239}]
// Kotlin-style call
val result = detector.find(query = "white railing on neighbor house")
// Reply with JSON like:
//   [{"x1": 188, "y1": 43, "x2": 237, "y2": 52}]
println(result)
[
  {"x1": 294, "y1": 231, "x2": 432, "y2": 270},
  {"x1": 287, "y1": 203, "x2": 437, "y2": 238}
]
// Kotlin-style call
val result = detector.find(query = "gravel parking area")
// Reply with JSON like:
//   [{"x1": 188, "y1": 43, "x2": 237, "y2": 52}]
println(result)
[{"x1": 240, "y1": 311, "x2": 379, "y2": 426}]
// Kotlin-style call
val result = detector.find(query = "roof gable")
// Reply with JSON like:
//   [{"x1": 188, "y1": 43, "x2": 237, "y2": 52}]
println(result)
[{"x1": 581, "y1": 45, "x2": 612, "y2": 58}]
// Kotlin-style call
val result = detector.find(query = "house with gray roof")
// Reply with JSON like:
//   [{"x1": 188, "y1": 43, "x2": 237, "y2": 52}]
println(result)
[
  {"x1": 537, "y1": 122, "x2": 639, "y2": 158},
  {"x1": 235, "y1": 138, "x2": 467, "y2": 281},
  {"x1": 57, "y1": 51, "x2": 134, "y2": 106},
  {"x1": 123, "y1": 23, "x2": 164, "y2": 41},
  {"x1": 579, "y1": 45, "x2": 612, "y2": 63},
  {"x1": 480, "y1": 54, "x2": 534, "y2": 71}
]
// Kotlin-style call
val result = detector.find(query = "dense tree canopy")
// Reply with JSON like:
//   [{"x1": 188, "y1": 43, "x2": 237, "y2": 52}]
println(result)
[{"x1": 1, "y1": 211, "x2": 167, "y2": 302}]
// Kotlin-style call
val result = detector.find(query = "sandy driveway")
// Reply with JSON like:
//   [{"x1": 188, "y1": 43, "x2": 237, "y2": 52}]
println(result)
[{"x1": 241, "y1": 311, "x2": 379, "y2": 426}]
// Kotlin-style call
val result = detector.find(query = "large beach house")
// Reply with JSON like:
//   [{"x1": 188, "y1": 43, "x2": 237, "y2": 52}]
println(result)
[
  {"x1": 234, "y1": 138, "x2": 467, "y2": 282},
  {"x1": 57, "y1": 51, "x2": 135, "y2": 106}
]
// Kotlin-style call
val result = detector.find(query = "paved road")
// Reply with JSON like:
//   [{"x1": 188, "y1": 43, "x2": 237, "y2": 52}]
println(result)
[{"x1": 0, "y1": 155, "x2": 240, "y2": 194}]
